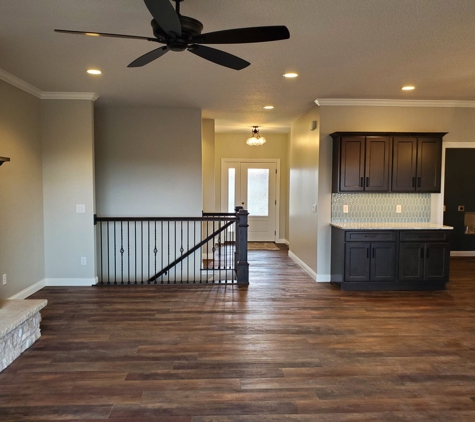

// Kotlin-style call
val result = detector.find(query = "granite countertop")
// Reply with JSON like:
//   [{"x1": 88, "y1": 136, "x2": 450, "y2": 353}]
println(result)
[{"x1": 331, "y1": 222, "x2": 453, "y2": 230}]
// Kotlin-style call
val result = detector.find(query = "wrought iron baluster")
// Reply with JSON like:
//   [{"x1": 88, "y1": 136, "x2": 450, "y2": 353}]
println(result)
[
  {"x1": 100, "y1": 222, "x2": 103, "y2": 285},
  {"x1": 153, "y1": 221, "x2": 157, "y2": 285},
  {"x1": 127, "y1": 221, "x2": 130, "y2": 285},
  {"x1": 141, "y1": 221, "x2": 144, "y2": 284},
  {"x1": 148, "y1": 220, "x2": 151, "y2": 281},
  {"x1": 180, "y1": 221, "x2": 184, "y2": 283},
  {"x1": 120, "y1": 221, "x2": 124, "y2": 285},
  {"x1": 107, "y1": 221, "x2": 110, "y2": 285}
]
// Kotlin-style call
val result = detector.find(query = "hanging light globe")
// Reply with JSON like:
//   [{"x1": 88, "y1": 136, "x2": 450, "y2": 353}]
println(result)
[{"x1": 246, "y1": 126, "x2": 266, "y2": 146}]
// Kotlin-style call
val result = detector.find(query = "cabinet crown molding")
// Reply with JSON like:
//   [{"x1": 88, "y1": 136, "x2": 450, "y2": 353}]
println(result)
[{"x1": 330, "y1": 132, "x2": 448, "y2": 138}]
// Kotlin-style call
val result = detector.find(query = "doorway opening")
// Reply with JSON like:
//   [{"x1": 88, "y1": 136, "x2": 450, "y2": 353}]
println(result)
[{"x1": 221, "y1": 159, "x2": 280, "y2": 242}]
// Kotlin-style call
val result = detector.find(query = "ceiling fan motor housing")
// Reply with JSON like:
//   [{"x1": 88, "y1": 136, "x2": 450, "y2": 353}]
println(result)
[{"x1": 152, "y1": 16, "x2": 203, "y2": 51}]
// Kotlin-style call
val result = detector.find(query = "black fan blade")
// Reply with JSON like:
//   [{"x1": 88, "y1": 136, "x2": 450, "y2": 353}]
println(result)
[
  {"x1": 188, "y1": 45, "x2": 250, "y2": 70},
  {"x1": 144, "y1": 0, "x2": 181, "y2": 36},
  {"x1": 128, "y1": 46, "x2": 169, "y2": 67},
  {"x1": 54, "y1": 29, "x2": 156, "y2": 41},
  {"x1": 192, "y1": 26, "x2": 290, "y2": 44}
]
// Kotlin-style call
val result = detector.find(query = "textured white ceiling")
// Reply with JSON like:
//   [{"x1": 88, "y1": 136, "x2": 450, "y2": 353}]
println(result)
[{"x1": 1, "y1": 0, "x2": 474, "y2": 133}]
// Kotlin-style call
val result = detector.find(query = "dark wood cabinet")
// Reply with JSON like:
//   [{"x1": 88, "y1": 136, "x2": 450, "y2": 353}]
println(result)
[
  {"x1": 332, "y1": 132, "x2": 446, "y2": 193},
  {"x1": 331, "y1": 227, "x2": 451, "y2": 291},
  {"x1": 333, "y1": 135, "x2": 390, "y2": 192},
  {"x1": 339, "y1": 137, "x2": 365, "y2": 191},
  {"x1": 416, "y1": 138, "x2": 442, "y2": 192},
  {"x1": 365, "y1": 137, "x2": 391, "y2": 192},
  {"x1": 392, "y1": 136, "x2": 442, "y2": 192},
  {"x1": 345, "y1": 241, "x2": 397, "y2": 283},
  {"x1": 391, "y1": 137, "x2": 417, "y2": 192},
  {"x1": 398, "y1": 230, "x2": 450, "y2": 283}
]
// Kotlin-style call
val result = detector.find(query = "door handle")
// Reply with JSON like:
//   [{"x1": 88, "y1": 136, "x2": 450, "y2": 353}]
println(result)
[
  {"x1": 360, "y1": 177, "x2": 363, "y2": 188},
  {"x1": 412, "y1": 177, "x2": 415, "y2": 188},
  {"x1": 242, "y1": 202, "x2": 245, "y2": 205},
  {"x1": 372, "y1": 248, "x2": 375, "y2": 258},
  {"x1": 367, "y1": 248, "x2": 369, "y2": 258},
  {"x1": 418, "y1": 177, "x2": 421, "y2": 188},
  {"x1": 366, "y1": 177, "x2": 369, "y2": 187}
]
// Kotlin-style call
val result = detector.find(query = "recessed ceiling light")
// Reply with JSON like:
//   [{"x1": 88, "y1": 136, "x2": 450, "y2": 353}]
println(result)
[
  {"x1": 85, "y1": 32, "x2": 100, "y2": 37},
  {"x1": 283, "y1": 72, "x2": 298, "y2": 78},
  {"x1": 263, "y1": 106, "x2": 274, "y2": 110},
  {"x1": 402, "y1": 85, "x2": 415, "y2": 91},
  {"x1": 87, "y1": 69, "x2": 102, "y2": 75}
]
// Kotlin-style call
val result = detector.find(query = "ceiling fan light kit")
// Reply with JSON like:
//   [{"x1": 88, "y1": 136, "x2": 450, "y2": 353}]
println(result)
[
  {"x1": 246, "y1": 127, "x2": 266, "y2": 146},
  {"x1": 0, "y1": 157, "x2": 11, "y2": 166},
  {"x1": 55, "y1": 0, "x2": 290, "y2": 70}
]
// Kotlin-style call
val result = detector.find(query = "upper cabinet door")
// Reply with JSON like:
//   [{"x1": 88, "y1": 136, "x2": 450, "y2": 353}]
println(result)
[
  {"x1": 391, "y1": 137, "x2": 417, "y2": 192},
  {"x1": 339, "y1": 137, "x2": 365, "y2": 192},
  {"x1": 365, "y1": 137, "x2": 390, "y2": 192},
  {"x1": 416, "y1": 137, "x2": 442, "y2": 192}
]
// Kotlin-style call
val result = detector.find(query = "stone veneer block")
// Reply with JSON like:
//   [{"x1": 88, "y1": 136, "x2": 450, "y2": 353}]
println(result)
[{"x1": 0, "y1": 299, "x2": 47, "y2": 372}]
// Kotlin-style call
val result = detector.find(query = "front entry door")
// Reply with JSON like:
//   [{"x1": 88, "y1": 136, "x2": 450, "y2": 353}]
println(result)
[{"x1": 221, "y1": 160, "x2": 278, "y2": 242}]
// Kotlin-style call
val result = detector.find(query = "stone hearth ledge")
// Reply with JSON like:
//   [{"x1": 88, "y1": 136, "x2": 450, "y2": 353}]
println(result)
[{"x1": 0, "y1": 299, "x2": 47, "y2": 372}]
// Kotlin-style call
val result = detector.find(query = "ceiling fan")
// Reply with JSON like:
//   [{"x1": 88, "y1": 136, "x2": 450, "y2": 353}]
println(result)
[{"x1": 55, "y1": 0, "x2": 290, "y2": 70}]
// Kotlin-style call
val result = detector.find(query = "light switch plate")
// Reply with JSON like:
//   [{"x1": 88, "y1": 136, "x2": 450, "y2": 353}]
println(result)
[
  {"x1": 76, "y1": 204, "x2": 86, "y2": 213},
  {"x1": 80, "y1": 257, "x2": 87, "y2": 266}
]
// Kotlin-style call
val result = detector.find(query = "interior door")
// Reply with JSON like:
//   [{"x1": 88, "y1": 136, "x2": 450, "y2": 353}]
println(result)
[{"x1": 221, "y1": 160, "x2": 277, "y2": 242}]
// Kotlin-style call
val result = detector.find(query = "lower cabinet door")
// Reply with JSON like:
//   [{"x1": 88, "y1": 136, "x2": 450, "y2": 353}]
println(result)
[
  {"x1": 345, "y1": 243, "x2": 370, "y2": 281},
  {"x1": 424, "y1": 243, "x2": 450, "y2": 281},
  {"x1": 399, "y1": 243, "x2": 424, "y2": 282},
  {"x1": 370, "y1": 242, "x2": 396, "y2": 282}
]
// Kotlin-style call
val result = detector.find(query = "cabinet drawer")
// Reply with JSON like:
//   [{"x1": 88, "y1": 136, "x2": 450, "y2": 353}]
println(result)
[
  {"x1": 345, "y1": 231, "x2": 395, "y2": 242},
  {"x1": 399, "y1": 230, "x2": 450, "y2": 242}
]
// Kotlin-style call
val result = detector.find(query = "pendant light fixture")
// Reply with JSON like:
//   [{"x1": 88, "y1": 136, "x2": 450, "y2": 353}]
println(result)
[{"x1": 246, "y1": 126, "x2": 266, "y2": 146}]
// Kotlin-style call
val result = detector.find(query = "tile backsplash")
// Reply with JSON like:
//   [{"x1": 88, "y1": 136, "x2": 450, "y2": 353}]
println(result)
[{"x1": 332, "y1": 193, "x2": 431, "y2": 223}]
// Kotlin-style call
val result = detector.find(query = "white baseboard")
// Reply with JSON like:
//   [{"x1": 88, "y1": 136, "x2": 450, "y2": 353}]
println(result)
[
  {"x1": 45, "y1": 278, "x2": 98, "y2": 286},
  {"x1": 8, "y1": 279, "x2": 46, "y2": 300},
  {"x1": 277, "y1": 239, "x2": 289, "y2": 246},
  {"x1": 8, "y1": 277, "x2": 102, "y2": 300},
  {"x1": 451, "y1": 251, "x2": 475, "y2": 257},
  {"x1": 288, "y1": 250, "x2": 317, "y2": 281},
  {"x1": 316, "y1": 274, "x2": 331, "y2": 282}
]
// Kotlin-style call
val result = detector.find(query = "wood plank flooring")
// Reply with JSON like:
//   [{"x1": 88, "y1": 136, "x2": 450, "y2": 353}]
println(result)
[{"x1": 1, "y1": 251, "x2": 475, "y2": 421}]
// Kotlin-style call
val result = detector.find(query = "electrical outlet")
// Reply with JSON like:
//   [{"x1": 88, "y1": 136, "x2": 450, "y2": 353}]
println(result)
[
  {"x1": 2, "y1": 274, "x2": 6, "y2": 285},
  {"x1": 343, "y1": 205, "x2": 349, "y2": 213},
  {"x1": 76, "y1": 204, "x2": 86, "y2": 213},
  {"x1": 80, "y1": 257, "x2": 87, "y2": 266},
  {"x1": 396, "y1": 205, "x2": 402, "y2": 213}
]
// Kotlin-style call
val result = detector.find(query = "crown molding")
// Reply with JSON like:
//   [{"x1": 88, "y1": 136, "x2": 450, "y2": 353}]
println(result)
[
  {"x1": 0, "y1": 68, "x2": 42, "y2": 98},
  {"x1": 315, "y1": 98, "x2": 475, "y2": 108},
  {"x1": 0, "y1": 68, "x2": 98, "y2": 101},
  {"x1": 41, "y1": 92, "x2": 99, "y2": 101}
]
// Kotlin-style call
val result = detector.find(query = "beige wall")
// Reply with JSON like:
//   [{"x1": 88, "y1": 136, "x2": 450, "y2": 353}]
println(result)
[
  {"x1": 289, "y1": 105, "x2": 320, "y2": 274},
  {"x1": 202, "y1": 119, "x2": 215, "y2": 213},
  {"x1": 95, "y1": 107, "x2": 202, "y2": 217},
  {"x1": 215, "y1": 132, "x2": 290, "y2": 241},
  {"x1": 41, "y1": 100, "x2": 96, "y2": 282},
  {"x1": 0, "y1": 80, "x2": 44, "y2": 299},
  {"x1": 318, "y1": 105, "x2": 475, "y2": 278}
]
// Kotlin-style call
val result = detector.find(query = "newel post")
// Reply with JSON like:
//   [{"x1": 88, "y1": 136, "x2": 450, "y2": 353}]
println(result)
[{"x1": 236, "y1": 208, "x2": 249, "y2": 285}]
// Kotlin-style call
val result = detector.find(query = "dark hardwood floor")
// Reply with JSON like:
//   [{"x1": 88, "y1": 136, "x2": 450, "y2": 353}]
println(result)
[{"x1": 1, "y1": 251, "x2": 475, "y2": 421}]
